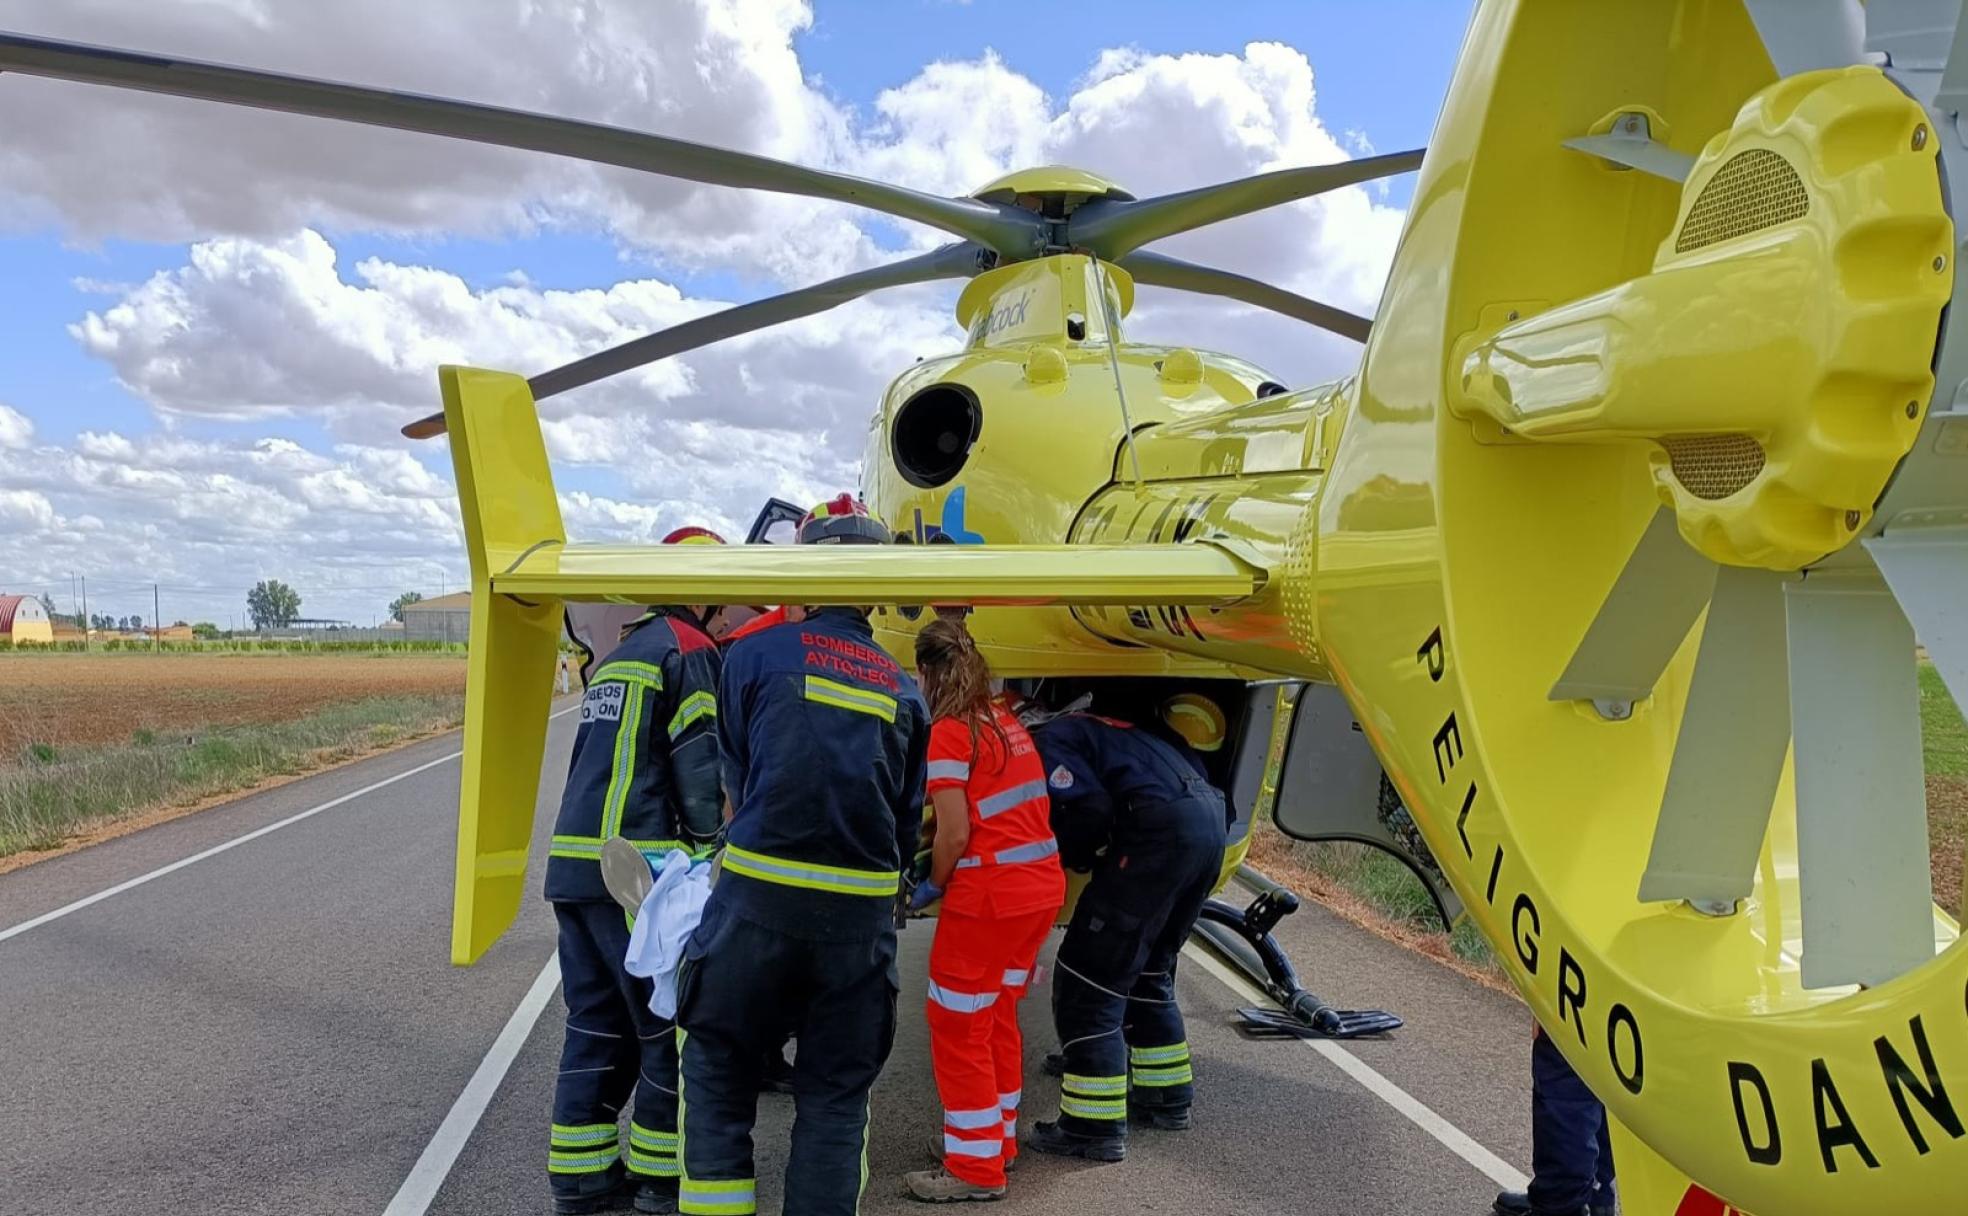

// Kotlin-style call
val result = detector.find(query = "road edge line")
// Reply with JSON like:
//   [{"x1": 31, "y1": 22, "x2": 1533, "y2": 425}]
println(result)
[
  {"x1": 1180, "y1": 941, "x2": 1530, "y2": 1192},
  {"x1": 0, "y1": 705, "x2": 578, "y2": 943},
  {"x1": 384, "y1": 953, "x2": 563, "y2": 1216}
]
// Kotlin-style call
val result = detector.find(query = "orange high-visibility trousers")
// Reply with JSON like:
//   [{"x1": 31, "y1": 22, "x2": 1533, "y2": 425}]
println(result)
[{"x1": 925, "y1": 908, "x2": 1056, "y2": 1187}]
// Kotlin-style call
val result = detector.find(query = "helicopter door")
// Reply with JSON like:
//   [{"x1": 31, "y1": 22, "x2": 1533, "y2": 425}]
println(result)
[
  {"x1": 746, "y1": 497, "x2": 807, "y2": 545},
  {"x1": 1267, "y1": 684, "x2": 1465, "y2": 931}
]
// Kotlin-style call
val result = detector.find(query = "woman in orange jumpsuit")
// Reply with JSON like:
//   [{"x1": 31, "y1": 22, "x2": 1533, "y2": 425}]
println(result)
[{"x1": 902, "y1": 618, "x2": 1066, "y2": 1203}]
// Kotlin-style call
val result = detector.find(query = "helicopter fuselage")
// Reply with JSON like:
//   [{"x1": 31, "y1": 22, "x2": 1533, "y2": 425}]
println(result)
[{"x1": 860, "y1": 252, "x2": 1342, "y2": 682}]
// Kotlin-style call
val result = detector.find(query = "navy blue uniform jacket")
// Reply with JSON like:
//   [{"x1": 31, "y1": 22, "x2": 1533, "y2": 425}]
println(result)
[
  {"x1": 545, "y1": 609, "x2": 723, "y2": 903},
  {"x1": 714, "y1": 607, "x2": 930, "y2": 940}
]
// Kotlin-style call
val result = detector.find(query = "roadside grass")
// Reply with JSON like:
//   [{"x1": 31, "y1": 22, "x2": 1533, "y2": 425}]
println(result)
[
  {"x1": 1921, "y1": 662, "x2": 1968, "y2": 778},
  {"x1": 1922, "y1": 663, "x2": 1968, "y2": 915},
  {"x1": 1275, "y1": 836, "x2": 1501, "y2": 969},
  {"x1": 0, "y1": 693, "x2": 464, "y2": 859},
  {"x1": 0, "y1": 640, "x2": 465, "y2": 655},
  {"x1": 1260, "y1": 660, "x2": 1968, "y2": 982}
]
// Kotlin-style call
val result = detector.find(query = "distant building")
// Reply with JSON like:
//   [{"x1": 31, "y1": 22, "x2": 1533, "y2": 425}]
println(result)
[
  {"x1": 0, "y1": 595, "x2": 54, "y2": 645},
  {"x1": 401, "y1": 591, "x2": 471, "y2": 643},
  {"x1": 151, "y1": 624, "x2": 196, "y2": 643}
]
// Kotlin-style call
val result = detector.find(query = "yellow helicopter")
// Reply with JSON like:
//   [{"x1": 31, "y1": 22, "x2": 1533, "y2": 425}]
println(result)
[{"x1": 8, "y1": 2, "x2": 1968, "y2": 1213}]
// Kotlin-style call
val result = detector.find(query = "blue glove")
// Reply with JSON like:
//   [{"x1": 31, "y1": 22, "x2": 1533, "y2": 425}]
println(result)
[{"x1": 907, "y1": 879, "x2": 944, "y2": 913}]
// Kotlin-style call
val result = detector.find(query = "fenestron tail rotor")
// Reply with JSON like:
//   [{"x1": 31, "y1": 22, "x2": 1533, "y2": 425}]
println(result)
[
  {"x1": 1460, "y1": 61, "x2": 1954, "y2": 991},
  {"x1": 0, "y1": 29, "x2": 1424, "y2": 426}
]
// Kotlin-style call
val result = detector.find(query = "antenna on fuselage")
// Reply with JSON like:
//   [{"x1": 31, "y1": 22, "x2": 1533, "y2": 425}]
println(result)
[{"x1": 1094, "y1": 259, "x2": 1144, "y2": 486}]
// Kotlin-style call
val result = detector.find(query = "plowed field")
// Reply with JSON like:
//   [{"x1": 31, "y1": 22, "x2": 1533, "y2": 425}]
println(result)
[{"x1": 0, "y1": 654, "x2": 468, "y2": 761}]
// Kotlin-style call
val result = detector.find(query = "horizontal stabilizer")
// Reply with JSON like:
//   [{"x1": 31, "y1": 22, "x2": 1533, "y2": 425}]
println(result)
[{"x1": 494, "y1": 540, "x2": 1265, "y2": 607}]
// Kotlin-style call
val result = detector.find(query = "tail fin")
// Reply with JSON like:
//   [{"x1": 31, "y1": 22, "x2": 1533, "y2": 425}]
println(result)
[{"x1": 441, "y1": 366, "x2": 565, "y2": 965}]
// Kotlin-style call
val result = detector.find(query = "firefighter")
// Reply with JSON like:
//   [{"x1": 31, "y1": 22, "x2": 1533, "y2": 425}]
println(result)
[
  {"x1": 546, "y1": 527, "x2": 726, "y2": 1215},
  {"x1": 1024, "y1": 701, "x2": 1229, "y2": 1163},
  {"x1": 675, "y1": 494, "x2": 932, "y2": 1216},
  {"x1": 708, "y1": 600, "x2": 797, "y2": 1097},
  {"x1": 901, "y1": 617, "x2": 1066, "y2": 1203},
  {"x1": 1492, "y1": 1023, "x2": 1618, "y2": 1216}
]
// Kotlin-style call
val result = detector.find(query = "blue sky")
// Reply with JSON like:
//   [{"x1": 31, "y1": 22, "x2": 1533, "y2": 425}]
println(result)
[{"x1": 0, "y1": 1, "x2": 1472, "y2": 625}]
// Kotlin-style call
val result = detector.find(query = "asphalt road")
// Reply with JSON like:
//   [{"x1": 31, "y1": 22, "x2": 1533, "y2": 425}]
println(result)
[{"x1": 0, "y1": 710, "x2": 1534, "y2": 1215}]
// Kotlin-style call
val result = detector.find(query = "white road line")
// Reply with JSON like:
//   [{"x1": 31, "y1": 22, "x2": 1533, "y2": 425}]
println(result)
[
  {"x1": 384, "y1": 953, "x2": 563, "y2": 1216},
  {"x1": 0, "y1": 706, "x2": 579, "y2": 944},
  {"x1": 1181, "y1": 941, "x2": 1531, "y2": 1192}
]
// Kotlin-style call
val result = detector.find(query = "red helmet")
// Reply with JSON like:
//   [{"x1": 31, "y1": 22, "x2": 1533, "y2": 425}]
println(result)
[
  {"x1": 796, "y1": 494, "x2": 889, "y2": 546},
  {"x1": 661, "y1": 526, "x2": 726, "y2": 546}
]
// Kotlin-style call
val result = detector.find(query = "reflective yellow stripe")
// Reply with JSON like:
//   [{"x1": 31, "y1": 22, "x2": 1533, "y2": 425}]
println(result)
[
  {"x1": 551, "y1": 1122, "x2": 619, "y2": 1145},
  {"x1": 1059, "y1": 1095, "x2": 1126, "y2": 1120},
  {"x1": 549, "y1": 1148, "x2": 621, "y2": 1174},
  {"x1": 721, "y1": 843, "x2": 899, "y2": 897},
  {"x1": 802, "y1": 675, "x2": 897, "y2": 722},
  {"x1": 600, "y1": 685, "x2": 646, "y2": 840},
  {"x1": 1130, "y1": 1063, "x2": 1194, "y2": 1087},
  {"x1": 1128, "y1": 1043, "x2": 1190, "y2": 1065},
  {"x1": 553, "y1": 835, "x2": 684, "y2": 863},
  {"x1": 550, "y1": 834, "x2": 605, "y2": 859},
  {"x1": 680, "y1": 1177, "x2": 757, "y2": 1215},
  {"x1": 668, "y1": 690, "x2": 717, "y2": 739},
  {"x1": 1063, "y1": 1073, "x2": 1128, "y2": 1096},
  {"x1": 630, "y1": 1123, "x2": 679, "y2": 1150},
  {"x1": 595, "y1": 660, "x2": 664, "y2": 688}
]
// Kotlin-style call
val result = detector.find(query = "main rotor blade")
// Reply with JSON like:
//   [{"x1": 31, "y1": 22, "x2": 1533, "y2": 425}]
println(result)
[
  {"x1": 0, "y1": 32, "x2": 1038, "y2": 255},
  {"x1": 1117, "y1": 249, "x2": 1372, "y2": 343},
  {"x1": 402, "y1": 242, "x2": 987, "y2": 438},
  {"x1": 1071, "y1": 147, "x2": 1424, "y2": 260}
]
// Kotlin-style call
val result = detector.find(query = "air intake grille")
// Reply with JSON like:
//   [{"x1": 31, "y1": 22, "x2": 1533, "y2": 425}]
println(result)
[
  {"x1": 1675, "y1": 149, "x2": 1809, "y2": 253},
  {"x1": 1661, "y1": 434, "x2": 1766, "y2": 499}
]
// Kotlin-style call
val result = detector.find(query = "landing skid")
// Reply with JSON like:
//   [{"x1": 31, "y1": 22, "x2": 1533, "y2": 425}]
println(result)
[{"x1": 1190, "y1": 867, "x2": 1403, "y2": 1041}]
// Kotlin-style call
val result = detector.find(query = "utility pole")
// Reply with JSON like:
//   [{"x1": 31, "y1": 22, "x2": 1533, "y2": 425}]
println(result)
[
  {"x1": 153, "y1": 583, "x2": 161, "y2": 651},
  {"x1": 80, "y1": 575, "x2": 89, "y2": 650}
]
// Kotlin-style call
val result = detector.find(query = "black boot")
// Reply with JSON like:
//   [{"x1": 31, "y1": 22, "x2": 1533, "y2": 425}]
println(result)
[
  {"x1": 1027, "y1": 1119, "x2": 1126, "y2": 1163},
  {"x1": 632, "y1": 1177, "x2": 678, "y2": 1214},
  {"x1": 1128, "y1": 1099, "x2": 1190, "y2": 1131},
  {"x1": 1041, "y1": 1051, "x2": 1065, "y2": 1078},
  {"x1": 1492, "y1": 1193, "x2": 1593, "y2": 1216},
  {"x1": 553, "y1": 1167, "x2": 632, "y2": 1215}
]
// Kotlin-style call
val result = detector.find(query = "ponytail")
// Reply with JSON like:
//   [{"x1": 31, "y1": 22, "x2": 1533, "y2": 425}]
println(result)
[{"x1": 913, "y1": 617, "x2": 1010, "y2": 762}]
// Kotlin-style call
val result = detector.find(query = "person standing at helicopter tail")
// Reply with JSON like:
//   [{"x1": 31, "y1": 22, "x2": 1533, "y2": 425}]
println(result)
[
  {"x1": 1024, "y1": 699, "x2": 1229, "y2": 1163},
  {"x1": 901, "y1": 618, "x2": 1066, "y2": 1203},
  {"x1": 675, "y1": 494, "x2": 931, "y2": 1216},
  {"x1": 545, "y1": 527, "x2": 727, "y2": 1215}
]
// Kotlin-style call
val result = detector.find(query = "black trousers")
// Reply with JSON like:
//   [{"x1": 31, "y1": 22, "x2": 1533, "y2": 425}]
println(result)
[
  {"x1": 675, "y1": 899, "x2": 899, "y2": 1216},
  {"x1": 1051, "y1": 813, "x2": 1220, "y2": 1136},
  {"x1": 551, "y1": 900, "x2": 679, "y2": 1198},
  {"x1": 1528, "y1": 1025, "x2": 1615, "y2": 1212}
]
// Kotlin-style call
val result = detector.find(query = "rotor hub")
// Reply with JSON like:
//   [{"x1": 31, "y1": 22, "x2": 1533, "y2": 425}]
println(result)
[{"x1": 1455, "y1": 67, "x2": 1952, "y2": 571}]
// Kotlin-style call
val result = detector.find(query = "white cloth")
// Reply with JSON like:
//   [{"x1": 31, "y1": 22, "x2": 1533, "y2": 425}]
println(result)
[{"x1": 622, "y1": 850, "x2": 713, "y2": 1020}]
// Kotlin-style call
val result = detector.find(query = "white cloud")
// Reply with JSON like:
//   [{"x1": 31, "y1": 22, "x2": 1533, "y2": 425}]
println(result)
[
  {"x1": 71, "y1": 228, "x2": 964, "y2": 456},
  {"x1": 0, "y1": 0, "x2": 884, "y2": 278},
  {"x1": 0, "y1": 403, "x2": 33, "y2": 450},
  {"x1": 2, "y1": 13, "x2": 1418, "y2": 620},
  {"x1": 0, "y1": 489, "x2": 56, "y2": 529},
  {"x1": 0, "y1": 425, "x2": 729, "y2": 624}
]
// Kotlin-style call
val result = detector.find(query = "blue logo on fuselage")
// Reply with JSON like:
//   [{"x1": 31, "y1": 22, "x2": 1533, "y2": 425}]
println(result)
[{"x1": 909, "y1": 484, "x2": 986, "y2": 546}]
